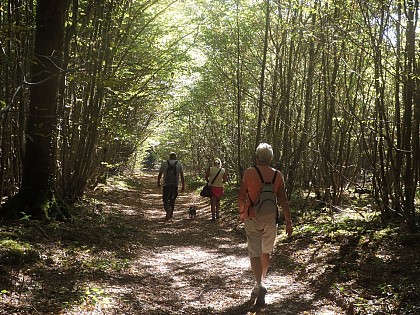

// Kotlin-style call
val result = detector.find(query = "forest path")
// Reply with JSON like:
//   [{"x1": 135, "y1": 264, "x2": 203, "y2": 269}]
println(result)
[{"x1": 85, "y1": 170, "x2": 345, "y2": 315}]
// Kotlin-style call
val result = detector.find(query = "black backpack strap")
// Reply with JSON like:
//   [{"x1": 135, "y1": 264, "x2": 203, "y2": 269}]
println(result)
[
  {"x1": 248, "y1": 166, "x2": 264, "y2": 208},
  {"x1": 271, "y1": 169, "x2": 278, "y2": 184},
  {"x1": 254, "y1": 166, "x2": 278, "y2": 184},
  {"x1": 254, "y1": 166, "x2": 265, "y2": 183}
]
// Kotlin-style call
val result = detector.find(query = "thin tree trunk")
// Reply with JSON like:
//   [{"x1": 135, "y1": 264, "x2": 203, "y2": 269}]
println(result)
[
  {"x1": 236, "y1": 0, "x2": 243, "y2": 182},
  {"x1": 402, "y1": 0, "x2": 418, "y2": 231},
  {"x1": 286, "y1": 5, "x2": 316, "y2": 197},
  {"x1": 255, "y1": 0, "x2": 270, "y2": 149},
  {"x1": 394, "y1": 0, "x2": 403, "y2": 212}
]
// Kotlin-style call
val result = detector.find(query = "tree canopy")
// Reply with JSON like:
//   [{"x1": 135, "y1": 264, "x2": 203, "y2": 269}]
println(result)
[{"x1": 0, "y1": 0, "x2": 418, "y2": 230}]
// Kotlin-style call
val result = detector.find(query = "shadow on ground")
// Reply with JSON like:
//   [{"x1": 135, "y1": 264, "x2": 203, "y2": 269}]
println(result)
[{"x1": 0, "y1": 171, "x2": 346, "y2": 314}]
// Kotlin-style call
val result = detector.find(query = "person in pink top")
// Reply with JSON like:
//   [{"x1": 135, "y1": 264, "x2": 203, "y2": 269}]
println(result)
[
  {"x1": 205, "y1": 158, "x2": 228, "y2": 221},
  {"x1": 238, "y1": 143, "x2": 293, "y2": 306}
]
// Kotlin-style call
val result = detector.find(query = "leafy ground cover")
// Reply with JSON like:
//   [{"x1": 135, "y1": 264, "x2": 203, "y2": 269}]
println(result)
[{"x1": 0, "y1": 171, "x2": 419, "y2": 314}]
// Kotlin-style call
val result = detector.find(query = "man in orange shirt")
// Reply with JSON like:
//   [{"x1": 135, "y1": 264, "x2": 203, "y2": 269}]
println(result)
[{"x1": 238, "y1": 143, "x2": 293, "y2": 306}]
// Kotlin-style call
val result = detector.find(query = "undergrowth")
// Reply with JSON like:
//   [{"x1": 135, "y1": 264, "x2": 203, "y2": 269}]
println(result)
[
  {"x1": 0, "y1": 172, "x2": 418, "y2": 314},
  {"x1": 220, "y1": 181, "x2": 420, "y2": 315}
]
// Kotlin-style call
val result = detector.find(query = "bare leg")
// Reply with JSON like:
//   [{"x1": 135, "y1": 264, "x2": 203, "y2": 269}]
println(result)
[
  {"x1": 261, "y1": 253, "x2": 270, "y2": 281},
  {"x1": 250, "y1": 256, "x2": 263, "y2": 285},
  {"x1": 215, "y1": 197, "x2": 221, "y2": 219},
  {"x1": 250, "y1": 255, "x2": 269, "y2": 306},
  {"x1": 210, "y1": 196, "x2": 216, "y2": 220}
]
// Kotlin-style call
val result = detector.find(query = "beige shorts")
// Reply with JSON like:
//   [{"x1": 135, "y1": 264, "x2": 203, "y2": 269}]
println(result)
[{"x1": 244, "y1": 217, "x2": 277, "y2": 257}]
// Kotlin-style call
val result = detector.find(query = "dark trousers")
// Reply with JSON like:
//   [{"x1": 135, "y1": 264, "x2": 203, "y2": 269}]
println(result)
[{"x1": 162, "y1": 185, "x2": 178, "y2": 219}]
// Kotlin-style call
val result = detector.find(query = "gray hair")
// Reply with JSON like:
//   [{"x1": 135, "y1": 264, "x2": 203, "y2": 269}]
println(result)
[
  {"x1": 214, "y1": 158, "x2": 222, "y2": 167},
  {"x1": 255, "y1": 143, "x2": 273, "y2": 165}
]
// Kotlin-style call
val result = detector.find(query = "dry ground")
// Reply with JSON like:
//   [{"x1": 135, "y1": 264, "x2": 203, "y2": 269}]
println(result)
[{"x1": 1, "y1": 170, "x2": 419, "y2": 314}]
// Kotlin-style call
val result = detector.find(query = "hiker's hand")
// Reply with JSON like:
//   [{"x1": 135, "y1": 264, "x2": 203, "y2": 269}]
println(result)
[
  {"x1": 157, "y1": 181, "x2": 161, "y2": 188},
  {"x1": 238, "y1": 202, "x2": 247, "y2": 222},
  {"x1": 239, "y1": 206, "x2": 247, "y2": 222}
]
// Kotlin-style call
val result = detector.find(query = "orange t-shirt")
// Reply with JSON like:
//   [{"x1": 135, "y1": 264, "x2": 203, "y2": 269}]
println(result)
[{"x1": 238, "y1": 165, "x2": 284, "y2": 217}]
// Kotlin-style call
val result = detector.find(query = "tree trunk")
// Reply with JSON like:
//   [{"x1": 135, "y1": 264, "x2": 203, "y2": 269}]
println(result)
[
  {"x1": 0, "y1": 0, "x2": 70, "y2": 220},
  {"x1": 393, "y1": 0, "x2": 403, "y2": 215},
  {"x1": 255, "y1": 0, "x2": 270, "y2": 149},
  {"x1": 235, "y1": 0, "x2": 243, "y2": 182},
  {"x1": 402, "y1": 0, "x2": 418, "y2": 231},
  {"x1": 286, "y1": 4, "x2": 316, "y2": 196}
]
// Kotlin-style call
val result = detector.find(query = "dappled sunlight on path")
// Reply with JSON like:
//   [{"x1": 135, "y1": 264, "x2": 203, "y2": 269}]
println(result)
[
  {"x1": 0, "y1": 172, "x2": 385, "y2": 314},
  {"x1": 0, "y1": 170, "x2": 347, "y2": 315},
  {"x1": 97, "y1": 170, "x2": 346, "y2": 315}
]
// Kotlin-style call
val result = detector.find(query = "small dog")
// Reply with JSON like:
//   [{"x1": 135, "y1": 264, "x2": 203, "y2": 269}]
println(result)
[{"x1": 188, "y1": 205, "x2": 197, "y2": 219}]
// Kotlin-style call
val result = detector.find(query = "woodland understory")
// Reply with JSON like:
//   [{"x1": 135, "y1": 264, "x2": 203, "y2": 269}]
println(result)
[{"x1": 0, "y1": 171, "x2": 419, "y2": 315}]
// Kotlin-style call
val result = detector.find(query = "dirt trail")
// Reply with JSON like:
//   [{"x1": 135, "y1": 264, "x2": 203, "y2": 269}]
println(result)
[{"x1": 90, "y1": 170, "x2": 345, "y2": 315}]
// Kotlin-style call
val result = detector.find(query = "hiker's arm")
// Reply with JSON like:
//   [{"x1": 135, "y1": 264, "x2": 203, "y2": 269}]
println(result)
[
  {"x1": 157, "y1": 170, "x2": 163, "y2": 187},
  {"x1": 238, "y1": 179, "x2": 248, "y2": 222},
  {"x1": 277, "y1": 184, "x2": 292, "y2": 237},
  {"x1": 222, "y1": 170, "x2": 228, "y2": 183},
  {"x1": 180, "y1": 172, "x2": 185, "y2": 192},
  {"x1": 204, "y1": 167, "x2": 210, "y2": 182}
]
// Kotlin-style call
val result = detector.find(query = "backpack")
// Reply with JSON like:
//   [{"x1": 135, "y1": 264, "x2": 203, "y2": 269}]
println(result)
[
  {"x1": 165, "y1": 160, "x2": 178, "y2": 185},
  {"x1": 249, "y1": 166, "x2": 279, "y2": 223}
]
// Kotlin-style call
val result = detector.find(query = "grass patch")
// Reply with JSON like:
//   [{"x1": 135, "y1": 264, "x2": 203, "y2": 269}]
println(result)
[{"x1": 0, "y1": 239, "x2": 39, "y2": 266}]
